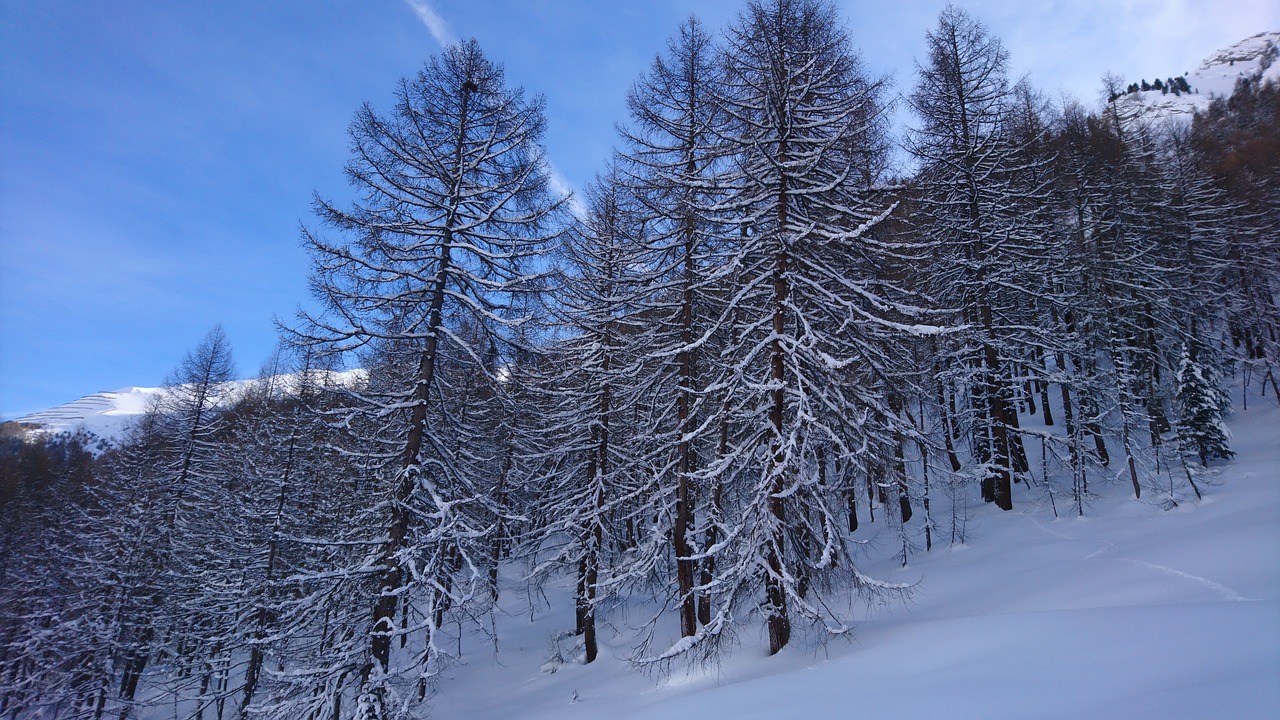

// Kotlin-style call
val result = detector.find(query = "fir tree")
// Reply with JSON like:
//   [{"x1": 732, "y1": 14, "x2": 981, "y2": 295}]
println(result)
[{"x1": 1176, "y1": 345, "x2": 1234, "y2": 466}]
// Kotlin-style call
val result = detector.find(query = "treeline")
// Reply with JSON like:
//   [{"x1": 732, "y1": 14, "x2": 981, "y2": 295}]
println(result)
[
  {"x1": 2, "y1": 2, "x2": 1277, "y2": 718},
  {"x1": 1111, "y1": 74, "x2": 1194, "y2": 101}
]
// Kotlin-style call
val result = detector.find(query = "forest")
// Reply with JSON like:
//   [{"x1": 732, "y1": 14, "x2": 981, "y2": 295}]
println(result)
[{"x1": 2, "y1": 1, "x2": 1278, "y2": 718}]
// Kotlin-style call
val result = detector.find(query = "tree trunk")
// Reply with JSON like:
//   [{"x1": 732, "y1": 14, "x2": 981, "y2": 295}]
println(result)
[
  {"x1": 765, "y1": 191, "x2": 790, "y2": 656},
  {"x1": 674, "y1": 215, "x2": 698, "y2": 639},
  {"x1": 365, "y1": 79, "x2": 474, "y2": 692}
]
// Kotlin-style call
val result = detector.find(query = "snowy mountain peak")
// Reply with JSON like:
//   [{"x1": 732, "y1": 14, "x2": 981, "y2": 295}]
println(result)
[{"x1": 1111, "y1": 30, "x2": 1280, "y2": 123}]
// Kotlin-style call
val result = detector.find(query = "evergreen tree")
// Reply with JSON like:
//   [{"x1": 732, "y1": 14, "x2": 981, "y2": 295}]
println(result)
[{"x1": 1176, "y1": 345, "x2": 1234, "y2": 466}]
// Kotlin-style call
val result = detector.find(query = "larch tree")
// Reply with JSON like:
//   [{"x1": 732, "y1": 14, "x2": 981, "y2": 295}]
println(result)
[
  {"x1": 150, "y1": 325, "x2": 242, "y2": 718},
  {"x1": 0, "y1": 430, "x2": 102, "y2": 719},
  {"x1": 708, "y1": 0, "x2": 914, "y2": 656},
  {"x1": 907, "y1": 6, "x2": 1052, "y2": 510},
  {"x1": 1191, "y1": 79, "x2": 1280, "y2": 401},
  {"x1": 1044, "y1": 100, "x2": 1134, "y2": 512},
  {"x1": 219, "y1": 348, "x2": 348, "y2": 718},
  {"x1": 286, "y1": 38, "x2": 564, "y2": 718},
  {"x1": 1077, "y1": 102, "x2": 1183, "y2": 500},
  {"x1": 618, "y1": 14, "x2": 733, "y2": 641},
  {"x1": 16, "y1": 326, "x2": 239, "y2": 720},
  {"x1": 521, "y1": 169, "x2": 653, "y2": 665}
]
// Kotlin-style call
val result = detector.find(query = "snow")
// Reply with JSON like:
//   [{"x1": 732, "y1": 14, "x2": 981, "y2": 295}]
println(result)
[
  {"x1": 11, "y1": 386, "x2": 166, "y2": 440},
  {"x1": 1194, "y1": 30, "x2": 1280, "y2": 96},
  {"x1": 12, "y1": 369, "x2": 367, "y2": 441},
  {"x1": 427, "y1": 395, "x2": 1280, "y2": 719},
  {"x1": 14, "y1": 25, "x2": 1279, "y2": 717},
  {"x1": 1113, "y1": 30, "x2": 1280, "y2": 123}
]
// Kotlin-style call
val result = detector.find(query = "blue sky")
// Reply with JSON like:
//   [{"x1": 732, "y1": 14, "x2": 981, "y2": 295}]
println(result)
[{"x1": 2, "y1": 0, "x2": 1276, "y2": 419}]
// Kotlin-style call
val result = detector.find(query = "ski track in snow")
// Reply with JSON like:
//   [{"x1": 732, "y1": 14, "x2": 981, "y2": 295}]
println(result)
[
  {"x1": 1035, "y1": 518, "x2": 1254, "y2": 603},
  {"x1": 1117, "y1": 558, "x2": 1253, "y2": 602}
]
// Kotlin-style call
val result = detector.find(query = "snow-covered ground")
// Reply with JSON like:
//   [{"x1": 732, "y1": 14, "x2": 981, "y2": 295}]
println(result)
[
  {"x1": 22, "y1": 383, "x2": 1277, "y2": 719},
  {"x1": 430, "y1": 394, "x2": 1280, "y2": 720},
  {"x1": 18, "y1": 380, "x2": 1278, "y2": 719}
]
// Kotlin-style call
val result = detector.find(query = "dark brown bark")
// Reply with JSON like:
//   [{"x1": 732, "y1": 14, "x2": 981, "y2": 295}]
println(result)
[
  {"x1": 581, "y1": 337, "x2": 612, "y2": 663},
  {"x1": 846, "y1": 478, "x2": 859, "y2": 532},
  {"x1": 583, "y1": 503, "x2": 602, "y2": 664},
  {"x1": 1036, "y1": 347, "x2": 1055, "y2": 426},
  {"x1": 698, "y1": 407, "x2": 726, "y2": 627},
  {"x1": 865, "y1": 469, "x2": 876, "y2": 524},
  {"x1": 935, "y1": 375, "x2": 963, "y2": 473},
  {"x1": 117, "y1": 649, "x2": 146, "y2": 720},
  {"x1": 489, "y1": 447, "x2": 512, "y2": 601},
  {"x1": 981, "y1": 332, "x2": 1015, "y2": 511},
  {"x1": 574, "y1": 556, "x2": 588, "y2": 637},
  {"x1": 918, "y1": 398, "x2": 934, "y2": 552},
  {"x1": 890, "y1": 395, "x2": 912, "y2": 523},
  {"x1": 365, "y1": 78, "x2": 473, "y2": 691},
  {"x1": 697, "y1": 480, "x2": 721, "y2": 627},
  {"x1": 673, "y1": 214, "x2": 698, "y2": 639},
  {"x1": 765, "y1": 173, "x2": 790, "y2": 656}
]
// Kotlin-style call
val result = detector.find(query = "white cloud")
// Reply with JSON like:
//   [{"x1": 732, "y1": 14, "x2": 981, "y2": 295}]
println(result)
[
  {"x1": 545, "y1": 161, "x2": 584, "y2": 218},
  {"x1": 402, "y1": 0, "x2": 455, "y2": 48}
]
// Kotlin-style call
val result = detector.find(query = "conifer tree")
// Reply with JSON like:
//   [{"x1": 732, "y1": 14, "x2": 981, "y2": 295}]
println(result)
[
  {"x1": 0, "y1": 431, "x2": 102, "y2": 718},
  {"x1": 1192, "y1": 79, "x2": 1280, "y2": 401},
  {"x1": 286, "y1": 38, "x2": 563, "y2": 716},
  {"x1": 907, "y1": 6, "x2": 1049, "y2": 510},
  {"x1": 618, "y1": 14, "x2": 733, "y2": 641},
  {"x1": 1176, "y1": 345, "x2": 1234, "y2": 467},
  {"x1": 706, "y1": 0, "x2": 913, "y2": 656},
  {"x1": 520, "y1": 169, "x2": 653, "y2": 665}
]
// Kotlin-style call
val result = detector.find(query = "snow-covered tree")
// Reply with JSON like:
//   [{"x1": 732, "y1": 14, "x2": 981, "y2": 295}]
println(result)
[
  {"x1": 1191, "y1": 79, "x2": 1280, "y2": 402},
  {"x1": 285, "y1": 38, "x2": 564, "y2": 717},
  {"x1": 907, "y1": 6, "x2": 1053, "y2": 510},
  {"x1": 148, "y1": 326, "x2": 242, "y2": 716},
  {"x1": 0, "y1": 430, "x2": 103, "y2": 718},
  {"x1": 519, "y1": 169, "x2": 654, "y2": 664},
  {"x1": 701, "y1": 0, "x2": 914, "y2": 656},
  {"x1": 1, "y1": 326, "x2": 239, "y2": 720},
  {"x1": 1175, "y1": 345, "x2": 1234, "y2": 467},
  {"x1": 617, "y1": 14, "x2": 733, "y2": 641}
]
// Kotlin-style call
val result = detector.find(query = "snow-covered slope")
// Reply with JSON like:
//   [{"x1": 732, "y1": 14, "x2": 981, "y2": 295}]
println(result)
[
  {"x1": 12, "y1": 370, "x2": 365, "y2": 441},
  {"x1": 427, "y1": 396, "x2": 1280, "y2": 720},
  {"x1": 12, "y1": 386, "x2": 165, "y2": 440},
  {"x1": 1195, "y1": 31, "x2": 1280, "y2": 94},
  {"x1": 1113, "y1": 30, "x2": 1280, "y2": 122}
]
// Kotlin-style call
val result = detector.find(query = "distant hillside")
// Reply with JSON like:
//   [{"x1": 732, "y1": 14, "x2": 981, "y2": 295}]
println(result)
[
  {"x1": 13, "y1": 370, "x2": 365, "y2": 441},
  {"x1": 13, "y1": 386, "x2": 164, "y2": 440},
  {"x1": 1111, "y1": 30, "x2": 1280, "y2": 122}
]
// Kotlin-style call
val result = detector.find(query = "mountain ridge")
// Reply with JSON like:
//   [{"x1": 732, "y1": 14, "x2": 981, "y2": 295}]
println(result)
[{"x1": 11, "y1": 370, "x2": 365, "y2": 440}]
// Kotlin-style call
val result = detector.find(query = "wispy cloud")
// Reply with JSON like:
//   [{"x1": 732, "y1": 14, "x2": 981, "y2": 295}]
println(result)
[
  {"x1": 402, "y1": 0, "x2": 455, "y2": 48},
  {"x1": 545, "y1": 161, "x2": 584, "y2": 218}
]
